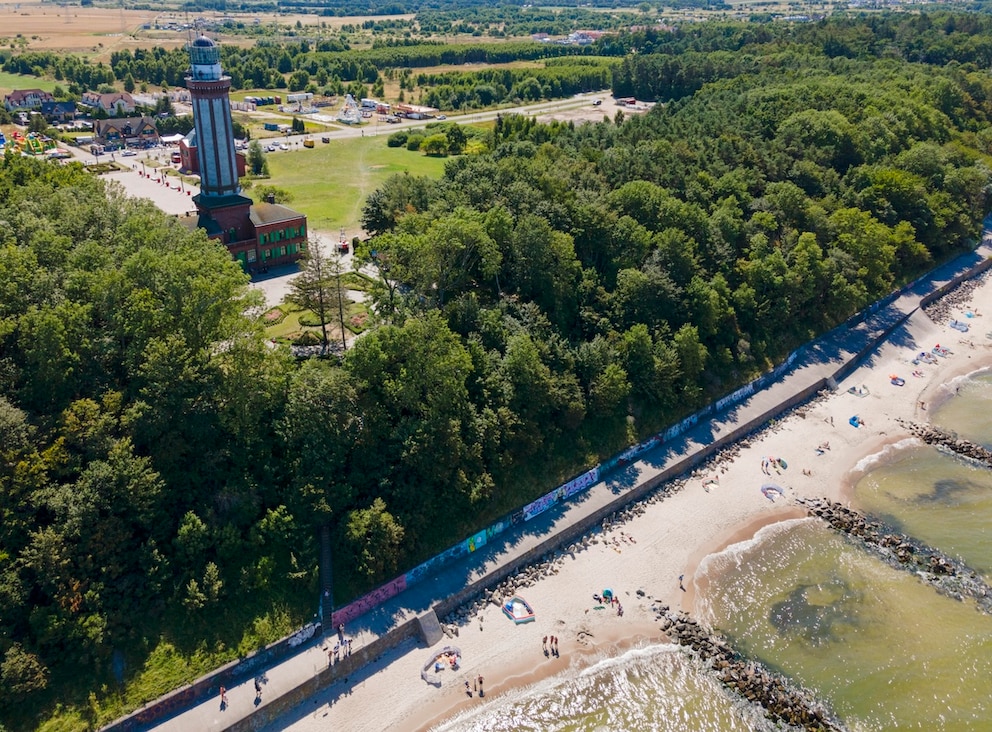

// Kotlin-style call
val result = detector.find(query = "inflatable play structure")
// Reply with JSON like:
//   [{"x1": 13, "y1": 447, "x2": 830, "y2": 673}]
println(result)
[
  {"x1": 6, "y1": 131, "x2": 57, "y2": 156},
  {"x1": 502, "y1": 595, "x2": 535, "y2": 624}
]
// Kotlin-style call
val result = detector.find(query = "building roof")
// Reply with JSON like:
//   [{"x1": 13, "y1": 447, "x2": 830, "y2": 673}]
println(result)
[
  {"x1": 39, "y1": 101, "x2": 77, "y2": 114},
  {"x1": 93, "y1": 116, "x2": 158, "y2": 136},
  {"x1": 249, "y1": 202, "x2": 306, "y2": 227},
  {"x1": 193, "y1": 192, "x2": 254, "y2": 212},
  {"x1": 84, "y1": 91, "x2": 135, "y2": 109},
  {"x1": 6, "y1": 89, "x2": 53, "y2": 102}
]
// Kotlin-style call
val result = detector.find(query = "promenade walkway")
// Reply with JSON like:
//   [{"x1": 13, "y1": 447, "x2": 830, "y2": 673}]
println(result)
[{"x1": 146, "y1": 238, "x2": 992, "y2": 732}]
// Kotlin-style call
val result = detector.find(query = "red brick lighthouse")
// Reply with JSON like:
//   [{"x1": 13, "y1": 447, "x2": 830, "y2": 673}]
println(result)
[{"x1": 186, "y1": 35, "x2": 307, "y2": 272}]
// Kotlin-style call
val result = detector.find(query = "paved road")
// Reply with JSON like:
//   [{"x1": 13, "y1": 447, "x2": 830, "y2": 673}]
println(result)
[
  {"x1": 245, "y1": 89, "x2": 615, "y2": 150},
  {"x1": 145, "y1": 231, "x2": 992, "y2": 731}
]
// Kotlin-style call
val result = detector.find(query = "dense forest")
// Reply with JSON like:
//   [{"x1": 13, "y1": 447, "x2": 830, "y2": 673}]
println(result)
[{"x1": 4, "y1": 11, "x2": 992, "y2": 730}]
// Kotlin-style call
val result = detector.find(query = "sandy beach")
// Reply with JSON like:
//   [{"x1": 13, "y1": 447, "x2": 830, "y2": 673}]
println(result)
[{"x1": 265, "y1": 272, "x2": 992, "y2": 732}]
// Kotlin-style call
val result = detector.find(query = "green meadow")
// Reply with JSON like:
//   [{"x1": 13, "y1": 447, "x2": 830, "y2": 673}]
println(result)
[
  {"x1": 255, "y1": 134, "x2": 449, "y2": 234},
  {"x1": 0, "y1": 72, "x2": 58, "y2": 95}
]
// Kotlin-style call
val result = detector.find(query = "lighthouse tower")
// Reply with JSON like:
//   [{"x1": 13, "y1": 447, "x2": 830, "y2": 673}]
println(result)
[
  {"x1": 186, "y1": 35, "x2": 242, "y2": 200},
  {"x1": 183, "y1": 35, "x2": 308, "y2": 272}
]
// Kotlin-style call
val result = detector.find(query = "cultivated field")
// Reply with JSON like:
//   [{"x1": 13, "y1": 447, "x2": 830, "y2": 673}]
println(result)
[{"x1": 0, "y1": 0, "x2": 412, "y2": 57}]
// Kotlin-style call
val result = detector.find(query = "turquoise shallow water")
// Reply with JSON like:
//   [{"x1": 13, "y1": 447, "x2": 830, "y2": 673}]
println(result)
[{"x1": 432, "y1": 371, "x2": 992, "y2": 731}]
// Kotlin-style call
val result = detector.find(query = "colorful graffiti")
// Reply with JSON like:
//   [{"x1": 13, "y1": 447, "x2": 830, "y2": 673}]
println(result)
[{"x1": 331, "y1": 575, "x2": 407, "y2": 627}]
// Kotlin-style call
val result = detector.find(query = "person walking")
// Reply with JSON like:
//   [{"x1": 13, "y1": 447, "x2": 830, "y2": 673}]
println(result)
[
  {"x1": 679, "y1": 574, "x2": 686, "y2": 592},
  {"x1": 542, "y1": 635, "x2": 548, "y2": 655},
  {"x1": 477, "y1": 674, "x2": 484, "y2": 697},
  {"x1": 254, "y1": 678, "x2": 262, "y2": 700},
  {"x1": 219, "y1": 686, "x2": 228, "y2": 708}
]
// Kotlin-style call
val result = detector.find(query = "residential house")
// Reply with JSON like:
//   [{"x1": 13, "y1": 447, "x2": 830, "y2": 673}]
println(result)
[
  {"x1": 82, "y1": 91, "x2": 136, "y2": 116},
  {"x1": 4, "y1": 89, "x2": 55, "y2": 112},
  {"x1": 93, "y1": 116, "x2": 159, "y2": 150},
  {"x1": 39, "y1": 101, "x2": 78, "y2": 123}
]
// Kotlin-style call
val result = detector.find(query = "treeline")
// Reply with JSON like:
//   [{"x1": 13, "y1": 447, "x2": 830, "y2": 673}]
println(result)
[
  {"x1": 417, "y1": 58, "x2": 616, "y2": 110},
  {"x1": 2, "y1": 40, "x2": 595, "y2": 97},
  {"x1": 8, "y1": 11, "x2": 992, "y2": 104},
  {"x1": 413, "y1": 6, "x2": 642, "y2": 37}
]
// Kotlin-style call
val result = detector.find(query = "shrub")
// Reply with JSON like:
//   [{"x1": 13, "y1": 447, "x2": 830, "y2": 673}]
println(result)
[
  {"x1": 386, "y1": 131, "x2": 408, "y2": 147},
  {"x1": 347, "y1": 312, "x2": 370, "y2": 333},
  {"x1": 261, "y1": 307, "x2": 287, "y2": 325},
  {"x1": 406, "y1": 134, "x2": 424, "y2": 152},
  {"x1": 297, "y1": 309, "x2": 333, "y2": 327},
  {"x1": 292, "y1": 330, "x2": 322, "y2": 346}
]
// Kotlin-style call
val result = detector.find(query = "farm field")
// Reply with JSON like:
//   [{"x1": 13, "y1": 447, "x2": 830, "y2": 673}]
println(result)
[
  {"x1": 258, "y1": 134, "x2": 448, "y2": 234},
  {"x1": 0, "y1": 0, "x2": 415, "y2": 57}
]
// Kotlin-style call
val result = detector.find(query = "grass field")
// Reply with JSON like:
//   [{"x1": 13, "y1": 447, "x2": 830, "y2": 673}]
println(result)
[
  {"x1": 0, "y1": 71, "x2": 57, "y2": 95},
  {"x1": 256, "y1": 134, "x2": 449, "y2": 235}
]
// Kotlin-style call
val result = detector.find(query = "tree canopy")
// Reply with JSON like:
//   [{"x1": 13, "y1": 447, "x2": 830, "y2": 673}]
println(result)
[{"x1": 4, "y1": 11, "x2": 992, "y2": 730}]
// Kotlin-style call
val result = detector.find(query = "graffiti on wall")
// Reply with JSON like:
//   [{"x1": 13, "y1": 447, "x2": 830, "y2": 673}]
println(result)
[{"x1": 331, "y1": 575, "x2": 407, "y2": 627}]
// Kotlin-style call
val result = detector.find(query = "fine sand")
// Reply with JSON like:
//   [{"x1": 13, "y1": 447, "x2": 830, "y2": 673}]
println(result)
[{"x1": 267, "y1": 274, "x2": 992, "y2": 732}]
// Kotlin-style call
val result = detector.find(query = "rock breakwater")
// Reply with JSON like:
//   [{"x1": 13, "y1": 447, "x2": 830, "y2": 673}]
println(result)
[
  {"x1": 898, "y1": 419, "x2": 992, "y2": 468},
  {"x1": 659, "y1": 610, "x2": 846, "y2": 731},
  {"x1": 798, "y1": 498, "x2": 992, "y2": 614}
]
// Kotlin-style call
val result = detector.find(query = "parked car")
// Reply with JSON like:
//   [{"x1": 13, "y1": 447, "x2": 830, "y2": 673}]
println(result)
[
  {"x1": 436, "y1": 114, "x2": 447, "y2": 120},
  {"x1": 266, "y1": 144, "x2": 278, "y2": 152},
  {"x1": 122, "y1": 150, "x2": 137, "y2": 157}
]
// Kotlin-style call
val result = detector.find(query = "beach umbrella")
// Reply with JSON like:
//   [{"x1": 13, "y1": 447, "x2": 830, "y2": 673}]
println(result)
[{"x1": 603, "y1": 588, "x2": 613, "y2": 600}]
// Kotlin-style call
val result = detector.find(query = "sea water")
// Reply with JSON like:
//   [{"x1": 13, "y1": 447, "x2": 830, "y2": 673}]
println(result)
[
  {"x1": 432, "y1": 372, "x2": 992, "y2": 731},
  {"x1": 696, "y1": 519, "x2": 992, "y2": 731},
  {"x1": 428, "y1": 644, "x2": 777, "y2": 731}
]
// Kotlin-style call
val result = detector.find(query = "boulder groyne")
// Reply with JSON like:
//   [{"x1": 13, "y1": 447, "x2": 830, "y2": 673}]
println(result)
[
  {"x1": 898, "y1": 419, "x2": 992, "y2": 468},
  {"x1": 798, "y1": 498, "x2": 992, "y2": 614},
  {"x1": 660, "y1": 611, "x2": 846, "y2": 731}
]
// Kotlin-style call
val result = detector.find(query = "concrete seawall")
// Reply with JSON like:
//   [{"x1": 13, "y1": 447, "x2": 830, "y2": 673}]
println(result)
[{"x1": 101, "y1": 245, "x2": 992, "y2": 732}]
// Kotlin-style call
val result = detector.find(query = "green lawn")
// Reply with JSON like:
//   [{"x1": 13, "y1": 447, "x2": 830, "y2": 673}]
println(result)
[
  {"x1": 263, "y1": 300, "x2": 371, "y2": 342},
  {"x1": 0, "y1": 72, "x2": 57, "y2": 95},
  {"x1": 256, "y1": 135, "x2": 448, "y2": 233}
]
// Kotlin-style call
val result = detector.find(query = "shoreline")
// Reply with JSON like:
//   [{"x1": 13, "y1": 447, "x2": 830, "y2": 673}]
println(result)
[
  {"x1": 267, "y1": 274, "x2": 992, "y2": 732},
  {"x1": 411, "y1": 619, "x2": 662, "y2": 731}
]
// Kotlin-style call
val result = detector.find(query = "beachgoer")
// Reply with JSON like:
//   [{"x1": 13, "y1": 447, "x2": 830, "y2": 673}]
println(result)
[
  {"x1": 478, "y1": 675, "x2": 484, "y2": 696},
  {"x1": 254, "y1": 678, "x2": 262, "y2": 700},
  {"x1": 542, "y1": 635, "x2": 548, "y2": 654},
  {"x1": 679, "y1": 574, "x2": 686, "y2": 592},
  {"x1": 219, "y1": 686, "x2": 228, "y2": 707},
  {"x1": 465, "y1": 680, "x2": 472, "y2": 696},
  {"x1": 435, "y1": 661, "x2": 442, "y2": 673},
  {"x1": 919, "y1": 401, "x2": 926, "y2": 410},
  {"x1": 338, "y1": 623, "x2": 345, "y2": 643}
]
